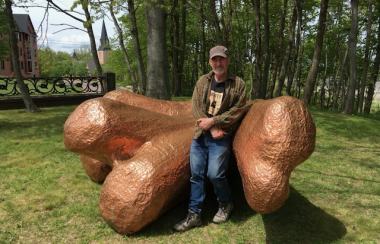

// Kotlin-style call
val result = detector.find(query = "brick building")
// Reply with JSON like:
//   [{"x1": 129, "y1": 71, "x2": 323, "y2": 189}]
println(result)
[{"x1": 0, "y1": 14, "x2": 39, "y2": 77}]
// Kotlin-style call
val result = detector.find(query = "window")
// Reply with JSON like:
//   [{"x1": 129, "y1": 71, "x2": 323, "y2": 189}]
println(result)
[
  {"x1": 27, "y1": 61, "x2": 32, "y2": 72},
  {"x1": 20, "y1": 61, "x2": 23, "y2": 70},
  {"x1": 20, "y1": 47, "x2": 22, "y2": 56},
  {"x1": 1, "y1": 61, "x2": 4, "y2": 70},
  {"x1": 18, "y1": 33, "x2": 21, "y2": 41},
  {"x1": 35, "y1": 62, "x2": 38, "y2": 70}
]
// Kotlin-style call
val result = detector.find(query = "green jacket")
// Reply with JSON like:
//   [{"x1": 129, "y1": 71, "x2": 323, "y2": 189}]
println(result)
[{"x1": 191, "y1": 71, "x2": 247, "y2": 140}]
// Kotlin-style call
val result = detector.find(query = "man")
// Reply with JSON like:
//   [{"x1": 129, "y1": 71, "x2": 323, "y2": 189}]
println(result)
[{"x1": 174, "y1": 45, "x2": 247, "y2": 232}]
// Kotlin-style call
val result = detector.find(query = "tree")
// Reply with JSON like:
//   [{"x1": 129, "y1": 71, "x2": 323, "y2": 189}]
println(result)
[
  {"x1": 343, "y1": 0, "x2": 358, "y2": 114},
  {"x1": 46, "y1": 0, "x2": 103, "y2": 76},
  {"x1": 267, "y1": 0, "x2": 288, "y2": 99},
  {"x1": 144, "y1": 0, "x2": 175, "y2": 99},
  {"x1": 251, "y1": 0, "x2": 262, "y2": 99},
  {"x1": 73, "y1": 45, "x2": 93, "y2": 61},
  {"x1": 364, "y1": 19, "x2": 380, "y2": 115},
  {"x1": 274, "y1": 0, "x2": 302, "y2": 98},
  {"x1": 4, "y1": 0, "x2": 41, "y2": 112},
  {"x1": 109, "y1": 0, "x2": 138, "y2": 93},
  {"x1": 357, "y1": 0, "x2": 372, "y2": 113},
  {"x1": 302, "y1": 0, "x2": 329, "y2": 105},
  {"x1": 0, "y1": 11, "x2": 10, "y2": 61}
]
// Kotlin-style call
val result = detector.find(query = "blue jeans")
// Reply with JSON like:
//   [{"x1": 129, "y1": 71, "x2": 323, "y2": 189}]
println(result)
[{"x1": 188, "y1": 135, "x2": 232, "y2": 214}]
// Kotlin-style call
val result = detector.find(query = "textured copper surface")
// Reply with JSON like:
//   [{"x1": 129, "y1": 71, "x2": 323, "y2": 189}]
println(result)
[
  {"x1": 80, "y1": 155, "x2": 112, "y2": 183},
  {"x1": 104, "y1": 89, "x2": 193, "y2": 117},
  {"x1": 233, "y1": 96, "x2": 316, "y2": 214},
  {"x1": 63, "y1": 91, "x2": 316, "y2": 234},
  {"x1": 63, "y1": 94, "x2": 195, "y2": 234}
]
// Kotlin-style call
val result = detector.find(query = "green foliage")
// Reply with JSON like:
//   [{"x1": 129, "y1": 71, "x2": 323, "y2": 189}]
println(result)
[
  {"x1": 73, "y1": 45, "x2": 93, "y2": 61},
  {"x1": 38, "y1": 47, "x2": 89, "y2": 77},
  {"x1": 0, "y1": 12, "x2": 10, "y2": 61}
]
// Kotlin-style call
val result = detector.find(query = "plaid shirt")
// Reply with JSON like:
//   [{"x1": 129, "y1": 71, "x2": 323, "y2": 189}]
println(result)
[{"x1": 191, "y1": 71, "x2": 247, "y2": 140}]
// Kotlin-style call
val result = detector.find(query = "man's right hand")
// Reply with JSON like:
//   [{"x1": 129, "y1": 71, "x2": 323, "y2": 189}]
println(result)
[{"x1": 210, "y1": 127, "x2": 227, "y2": 140}]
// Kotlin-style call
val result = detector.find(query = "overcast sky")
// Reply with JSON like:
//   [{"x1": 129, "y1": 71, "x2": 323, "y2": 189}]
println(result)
[{"x1": 13, "y1": 0, "x2": 118, "y2": 54}]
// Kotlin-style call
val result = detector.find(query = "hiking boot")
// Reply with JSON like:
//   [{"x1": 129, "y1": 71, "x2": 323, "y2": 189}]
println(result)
[
  {"x1": 173, "y1": 209, "x2": 202, "y2": 232},
  {"x1": 213, "y1": 202, "x2": 233, "y2": 223}
]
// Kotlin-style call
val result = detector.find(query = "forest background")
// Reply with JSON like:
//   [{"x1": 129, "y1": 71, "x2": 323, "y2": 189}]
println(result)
[{"x1": 1, "y1": 0, "x2": 380, "y2": 115}]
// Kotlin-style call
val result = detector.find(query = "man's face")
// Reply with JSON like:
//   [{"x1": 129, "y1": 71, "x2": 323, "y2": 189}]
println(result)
[{"x1": 209, "y1": 56, "x2": 230, "y2": 75}]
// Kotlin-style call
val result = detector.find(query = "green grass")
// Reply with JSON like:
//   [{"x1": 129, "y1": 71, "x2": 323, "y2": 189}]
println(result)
[{"x1": 0, "y1": 102, "x2": 379, "y2": 243}]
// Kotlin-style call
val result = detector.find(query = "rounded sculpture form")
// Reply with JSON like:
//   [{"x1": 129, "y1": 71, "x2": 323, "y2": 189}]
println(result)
[
  {"x1": 233, "y1": 96, "x2": 316, "y2": 213},
  {"x1": 63, "y1": 90, "x2": 316, "y2": 234}
]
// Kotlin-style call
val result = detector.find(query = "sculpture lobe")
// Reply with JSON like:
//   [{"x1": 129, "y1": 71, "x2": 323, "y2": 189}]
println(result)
[{"x1": 233, "y1": 96, "x2": 316, "y2": 213}]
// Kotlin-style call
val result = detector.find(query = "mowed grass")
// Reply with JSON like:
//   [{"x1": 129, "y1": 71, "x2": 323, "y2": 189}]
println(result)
[{"x1": 0, "y1": 100, "x2": 379, "y2": 243}]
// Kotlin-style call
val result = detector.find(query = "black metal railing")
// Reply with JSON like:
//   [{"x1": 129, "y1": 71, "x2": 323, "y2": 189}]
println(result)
[{"x1": 0, "y1": 75, "x2": 105, "y2": 97}]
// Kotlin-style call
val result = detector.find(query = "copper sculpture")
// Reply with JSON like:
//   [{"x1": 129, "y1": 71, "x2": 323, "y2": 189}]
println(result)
[{"x1": 63, "y1": 89, "x2": 316, "y2": 234}]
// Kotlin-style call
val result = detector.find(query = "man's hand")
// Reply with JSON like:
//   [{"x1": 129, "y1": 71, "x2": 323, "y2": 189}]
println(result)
[
  {"x1": 210, "y1": 127, "x2": 227, "y2": 140},
  {"x1": 197, "y1": 118, "x2": 214, "y2": 131}
]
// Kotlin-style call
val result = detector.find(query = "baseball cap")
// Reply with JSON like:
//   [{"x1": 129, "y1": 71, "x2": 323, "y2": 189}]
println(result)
[{"x1": 209, "y1": 46, "x2": 228, "y2": 59}]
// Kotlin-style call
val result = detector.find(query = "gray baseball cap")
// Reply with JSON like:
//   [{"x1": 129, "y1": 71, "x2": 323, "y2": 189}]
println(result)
[{"x1": 209, "y1": 46, "x2": 228, "y2": 59}]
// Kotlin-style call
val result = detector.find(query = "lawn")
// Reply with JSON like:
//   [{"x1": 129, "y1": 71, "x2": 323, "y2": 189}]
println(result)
[{"x1": 0, "y1": 100, "x2": 379, "y2": 243}]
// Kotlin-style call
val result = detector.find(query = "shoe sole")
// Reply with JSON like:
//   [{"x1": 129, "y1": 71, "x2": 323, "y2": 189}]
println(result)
[{"x1": 173, "y1": 221, "x2": 202, "y2": 232}]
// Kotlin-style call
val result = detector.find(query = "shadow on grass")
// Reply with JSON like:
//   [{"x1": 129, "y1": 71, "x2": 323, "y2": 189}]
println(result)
[
  {"x1": 262, "y1": 186, "x2": 347, "y2": 244},
  {"x1": 132, "y1": 171, "x2": 256, "y2": 238}
]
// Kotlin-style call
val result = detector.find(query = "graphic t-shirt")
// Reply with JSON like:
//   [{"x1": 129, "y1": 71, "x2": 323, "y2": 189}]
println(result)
[{"x1": 207, "y1": 76, "x2": 226, "y2": 117}]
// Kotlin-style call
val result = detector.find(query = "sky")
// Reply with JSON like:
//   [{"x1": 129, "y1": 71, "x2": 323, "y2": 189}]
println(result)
[{"x1": 13, "y1": 0, "x2": 118, "y2": 54}]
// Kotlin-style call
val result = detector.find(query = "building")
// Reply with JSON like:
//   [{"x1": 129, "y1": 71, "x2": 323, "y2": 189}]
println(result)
[
  {"x1": 97, "y1": 19, "x2": 112, "y2": 64},
  {"x1": 0, "y1": 14, "x2": 39, "y2": 77},
  {"x1": 87, "y1": 20, "x2": 112, "y2": 76}
]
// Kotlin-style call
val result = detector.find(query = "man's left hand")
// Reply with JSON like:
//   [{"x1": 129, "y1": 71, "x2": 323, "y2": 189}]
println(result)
[{"x1": 197, "y1": 118, "x2": 214, "y2": 131}]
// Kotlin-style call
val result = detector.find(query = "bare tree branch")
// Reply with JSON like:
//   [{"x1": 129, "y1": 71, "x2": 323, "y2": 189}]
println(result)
[
  {"x1": 52, "y1": 27, "x2": 87, "y2": 34},
  {"x1": 46, "y1": 0, "x2": 85, "y2": 23},
  {"x1": 166, "y1": 0, "x2": 178, "y2": 16},
  {"x1": 51, "y1": 23, "x2": 87, "y2": 32},
  {"x1": 187, "y1": 0, "x2": 214, "y2": 23}
]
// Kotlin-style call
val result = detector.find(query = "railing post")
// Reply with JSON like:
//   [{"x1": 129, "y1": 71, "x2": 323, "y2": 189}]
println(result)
[{"x1": 103, "y1": 71, "x2": 116, "y2": 93}]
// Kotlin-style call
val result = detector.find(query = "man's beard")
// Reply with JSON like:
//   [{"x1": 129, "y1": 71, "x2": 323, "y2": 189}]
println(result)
[{"x1": 213, "y1": 66, "x2": 226, "y2": 75}]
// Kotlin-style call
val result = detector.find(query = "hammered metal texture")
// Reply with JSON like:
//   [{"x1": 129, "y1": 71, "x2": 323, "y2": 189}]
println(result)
[
  {"x1": 104, "y1": 89, "x2": 193, "y2": 117},
  {"x1": 80, "y1": 155, "x2": 112, "y2": 183},
  {"x1": 63, "y1": 95, "x2": 195, "y2": 234},
  {"x1": 233, "y1": 96, "x2": 316, "y2": 214},
  {"x1": 63, "y1": 90, "x2": 316, "y2": 234}
]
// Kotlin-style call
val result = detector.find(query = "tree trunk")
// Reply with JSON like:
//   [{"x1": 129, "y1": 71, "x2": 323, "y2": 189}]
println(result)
[
  {"x1": 341, "y1": 75, "x2": 348, "y2": 110},
  {"x1": 357, "y1": 0, "x2": 372, "y2": 113},
  {"x1": 343, "y1": 0, "x2": 358, "y2": 114},
  {"x1": 172, "y1": 3, "x2": 180, "y2": 96},
  {"x1": 81, "y1": 0, "x2": 102, "y2": 77},
  {"x1": 319, "y1": 39, "x2": 328, "y2": 108},
  {"x1": 200, "y1": 0, "x2": 207, "y2": 74},
  {"x1": 252, "y1": 0, "x2": 262, "y2": 99},
  {"x1": 364, "y1": 20, "x2": 380, "y2": 115},
  {"x1": 210, "y1": 0, "x2": 224, "y2": 45},
  {"x1": 333, "y1": 45, "x2": 348, "y2": 110},
  {"x1": 302, "y1": 0, "x2": 329, "y2": 105},
  {"x1": 145, "y1": 0, "x2": 171, "y2": 100},
  {"x1": 176, "y1": 0, "x2": 187, "y2": 97},
  {"x1": 110, "y1": 3, "x2": 138, "y2": 93},
  {"x1": 4, "y1": 0, "x2": 41, "y2": 112},
  {"x1": 296, "y1": 33, "x2": 305, "y2": 99},
  {"x1": 267, "y1": 0, "x2": 288, "y2": 99},
  {"x1": 262, "y1": 0, "x2": 270, "y2": 97},
  {"x1": 275, "y1": 0, "x2": 301, "y2": 98},
  {"x1": 127, "y1": 0, "x2": 147, "y2": 95},
  {"x1": 286, "y1": 0, "x2": 303, "y2": 96}
]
